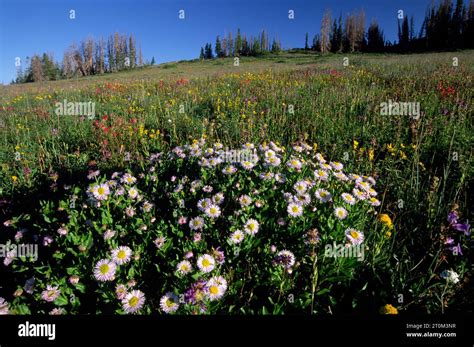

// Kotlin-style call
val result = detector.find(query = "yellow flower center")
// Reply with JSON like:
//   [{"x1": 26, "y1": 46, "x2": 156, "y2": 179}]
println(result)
[
  {"x1": 209, "y1": 286, "x2": 219, "y2": 295},
  {"x1": 129, "y1": 296, "x2": 139, "y2": 307},
  {"x1": 350, "y1": 231, "x2": 359, "y2": 239},
  {"x1": 100, "y1": 264, "x2": 109, "y2": 274},
  {"x1": 117, "y1": 250, "x2": 126, "y2": 259},
  {"x1": 47, "y1": 290, "x2": 56, "y2": 298},
  {"x1": 202, "y1": 258, "x2": 211, "y2": 267},
  {"x1": 166, "y1": 298, "x2": 175, "y2": 308}
]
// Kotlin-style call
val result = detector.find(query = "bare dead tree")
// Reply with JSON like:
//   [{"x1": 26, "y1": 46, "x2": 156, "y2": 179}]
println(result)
[
  {"x1": 31, "y1": 55, "x2": 43, "y2": 82},
  {"x1": 320, "y1": 9, "x2": 332, "y2": 53}
]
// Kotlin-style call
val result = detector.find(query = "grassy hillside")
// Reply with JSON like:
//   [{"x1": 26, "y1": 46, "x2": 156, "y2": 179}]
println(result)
[{"x1": 2, "y1": 50, "x2": 473, "y2": 98}]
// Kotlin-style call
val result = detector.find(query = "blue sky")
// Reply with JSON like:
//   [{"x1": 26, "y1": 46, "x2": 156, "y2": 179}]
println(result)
[{"x1": 0, "y1": 0, "x2": 433, "y2": 84}]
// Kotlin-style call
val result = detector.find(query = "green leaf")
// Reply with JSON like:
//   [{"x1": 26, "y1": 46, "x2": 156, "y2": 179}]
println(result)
[{"x1": 54, "y1": 295, "x2": 69, "y2": 306}]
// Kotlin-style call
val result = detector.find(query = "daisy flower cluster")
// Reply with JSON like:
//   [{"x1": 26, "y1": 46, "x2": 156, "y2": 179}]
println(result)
[{"x1": 2, "y1": 138, "x2": 392, "y2": 315}]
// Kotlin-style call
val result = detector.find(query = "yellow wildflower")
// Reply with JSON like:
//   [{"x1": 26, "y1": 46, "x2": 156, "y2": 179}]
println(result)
[
  {"x1": 368, "y1": 148, "x2": 375, "y2": 162},
  {"x1": 378, "y1": 214, "x2": 394, "y2": 229},
  {"x1": 11, "y1": 175, "x2": 18, "y2": 182},
  {"x1": 353, "y1": 140, "x2": 359, "y2": 150},
  {"x1": 387, "y1": 143, "x2": 395, "y2": 154},
  {"x1": 380, "y1": 304, "x2": 398, "y2": 314}
]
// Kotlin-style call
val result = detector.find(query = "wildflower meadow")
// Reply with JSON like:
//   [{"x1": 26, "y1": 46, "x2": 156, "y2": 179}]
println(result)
[{"x1": 1, "y1": 50, "x2": 472, "y2": 317}]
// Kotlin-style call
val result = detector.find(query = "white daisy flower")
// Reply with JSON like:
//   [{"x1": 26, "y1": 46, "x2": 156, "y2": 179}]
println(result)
[
  {"x1": 241, "y1": 160, "x2": 255, "y2": 170},
  {"x1": 142, "y1": 201, "x2": 153, "y2": 212},
  {"x1": 222, "y1": 165, "x2": 237, "y2": 175},
  {"x1": 212, "y1": 192, "x2": 225, "y2": 205},
  {"x1": 293, "y1": 145, "x2": 304, "y2": 152},
  {"x1": 270, "y1": 141, "x2": 283, "y2": 152},
  {"x1": 202, "y1": 185, "x2": 213, "y2": 193},
  {"x1": 41, "y1": 285, "x2": 61, "y2": 302},
  {"x1": 197, "y1": 254, "x2": 216, "y2": 273},
  {"x1": 206, "y1": 276, "x2": 228, "y2": 301},
  {"x1": 356, "y1": 180, "x2": 371, "y2": 192},
  {"x1": 154, "y1": 236, "x2": 166, "y2": 249},
  {"x1": 239, "y1": 195, "x2": 252, "y2": 207},
  {"x1": 330, "y1": 161, "x2": 344, "y2": 170},
  {"x1": 160, "y1": 292, "x2": 180, "y2": 314},
  {"x1": 294, "y1": 193, "x2": 311, "y2": 206},
  {"x1": 315, "y1": 153, "x2": 326, "y2": 163},
  {"x1": 264, "y1": 149, "x2": 276, "y2": 158},
  {"x1": 115, "y1": 284, "x2": 128, "y2": 300},
  {"x1": 366, "y1": 176, "x2": 376, "y2": 186},
  {"x1": 125, "y1": 206, "x2": 136, "y2": 217},
  {"x1": 275, "y1": 173, "x2": 286, "y2": 183},
  {"x1": 315, "y1": 188, "x2": 332, "y2": 202},
  {"x1": 230, "y1": 230, "x2": 245, "y2": 244},
  {"x1": 94, "y1": 259, "x2": 116, "y2": 282},
  {"x1": 122, "y1": 290, "x2": 145, "y2": 314},
  {"x1": 265, "y1": 156, "x2": 281, "y2": 167},
  {"x1": 104, "y1": 229, "x2": 116, "y2": 240},
  {"x1": 319, "y1": 162, "x2": 332, "y2": 171},
  {"x1": 345, "y1": 228, "x2": 364, "y2": 245},
  {"x1": 293, "y1": 180, "x2": 308, "y2": 194},
  {"x1": 352, "y1": 188, "x2": 367, "y2": 200},
  {"x1": 176, "y1": 260, "x2": 192, "y2": 275},
  {"x1": 314, "y1": 169, "x2": 329, "y2": 181},
  {"x1": 121, "y1": 173, "x2": 137, "y2": 185},
  {"x1": 92, "y1": 183, "x2": 110, "y2": 201},
  {"x1": 189, "y1": 217, "x2": 205, "y2": 230},
  {"x1": 349, "y1": 173, "x2": 362, "y2": 182},
  {"x1": 368, "y1": 187, "x2": 378, "y2": 197},
  {"x1": 341, "y1": 193, "x2": 356, "y2": 205},
  {"x1": 259, "y1": 172, "x2": 275, "y2": 180},
  {"x1": 368, "y1": 197, "x2": 381, "y2": 206},
  {"x1": 287, "y1": 158, "x2": 302, "y2": 170},
  {"x1": 243, "y1": 142, "x2": 255, "y2": 150},
  {"x1": 197, "y1": 198, "x2": 212, "y2": 212},
  {"x1": 111, "y1": 246, "x2": 132, "y2": 265},
  {"x1": 128, "y1": 187, "x2": 139, "y2": 199},
  {"x1": 205, "y1": 204, "x2": 221, "y2": 218},
  {"x1": 287, "y1": 202, "x2": 303, "y2": 217},
  {"x1": 334, "y1": 172, "x2": 349, "y2": 181},
  {"x1": 244, "y1": 219, "x2": 260, "y2": 235},
  {"x1": 334, "y1": 207, "x2": 348, "y2": 220}
]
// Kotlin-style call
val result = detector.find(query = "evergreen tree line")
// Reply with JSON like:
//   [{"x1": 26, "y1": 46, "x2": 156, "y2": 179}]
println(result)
[
  {"x1": 14, "y1": 33, "x2": 154, "y2": 83},
  {"x1": 309, "y1": 0, "x2": 474, "y2": 54},
  {"x1": 199, "y1": 29, "x2": 282, "y2": 59}
]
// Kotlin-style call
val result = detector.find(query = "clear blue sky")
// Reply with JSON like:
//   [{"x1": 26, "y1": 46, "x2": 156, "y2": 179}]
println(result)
[{"x1": 0, "y1": 0, "x2": 433, "y2": 84}]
